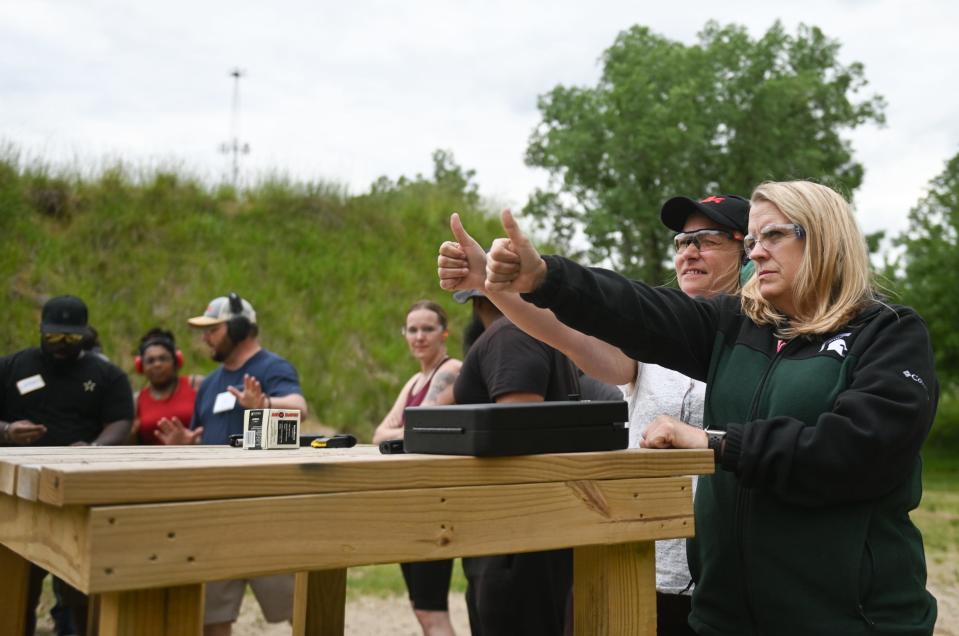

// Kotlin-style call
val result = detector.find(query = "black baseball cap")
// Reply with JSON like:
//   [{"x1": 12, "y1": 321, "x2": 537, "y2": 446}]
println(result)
[
  {"x1": 40, "y1": 295, "x2": 89, "y2": 334},
  {"x1": 453, "y1": 289, "x2": 486, "y2": 304},
  {"x1": 660, "y1": 194, "x2": 750, "y2": 234}
]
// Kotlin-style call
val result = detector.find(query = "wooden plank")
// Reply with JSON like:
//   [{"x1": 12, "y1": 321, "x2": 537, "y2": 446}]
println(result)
[
  {"x1": 0, "y1": 445, "x2": 239, "y2": 454},
  {"x1": 574, "y1": 542, "x2": 656, "y2": 635},
  {"x1": 0, "y1": 447, "x2": 384, "y2": 499},
  {"x1": 27, "y1": 447, "x2": 712, "y2": 506},
  {"x1": 0, "y1": 445, "x2": 246, "y2": 496},
  {"x1": 15, "y1": 464, "x2": 41, "y2": 500},
  {"x1": 0, "y1": 461, "x2": 16, "y2": 495},
  {"x1": 0, "y1": 493, "x2": 90, "y2": 591},
  {"x1": 98, "y1": 583, "x2": 203, "y2": 635},
  {"x1": 0, "y1": 543, "x2": 31, "y2": 635},
  {"x1": 292, "y1": 569, "x2": 347, "y2": 636},
  {"x1": 84, "y1": 475, "x2": 694, "y2": 592},
  {"x1": 0, "y1": 445, "x2": 238, "y2": 457}
]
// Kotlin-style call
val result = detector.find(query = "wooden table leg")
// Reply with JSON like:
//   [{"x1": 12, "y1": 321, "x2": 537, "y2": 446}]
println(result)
[
  {"x1": 97, "y1": 583, "x2": 204, "y2": 636},
  {"x1": 292, "y1": 569, "x2": 347, "y2": 636},
  {"x1": 574, "y1": 542, "x2": 656, "y2": 636},
  {"x1": 0, "y1": 544, "x2": 31, "y2": 635}
]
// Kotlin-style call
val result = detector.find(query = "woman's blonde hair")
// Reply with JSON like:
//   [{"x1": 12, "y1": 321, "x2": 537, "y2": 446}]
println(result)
[{"x1": 741, "y1": 181, "x2": 875, "y2": 338}]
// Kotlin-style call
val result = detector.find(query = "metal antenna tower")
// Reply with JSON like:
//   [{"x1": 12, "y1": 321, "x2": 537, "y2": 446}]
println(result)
[{"x1": 219, "y1": 68, "x2": 250, "y2": 187}]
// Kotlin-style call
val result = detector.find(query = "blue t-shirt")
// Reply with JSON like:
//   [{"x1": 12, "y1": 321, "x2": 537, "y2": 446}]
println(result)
[{"x1": 192, "y1": 349, "x2": 302, "y2": 444}]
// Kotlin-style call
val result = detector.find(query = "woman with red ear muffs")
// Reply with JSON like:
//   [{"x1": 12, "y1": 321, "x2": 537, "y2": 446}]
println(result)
[
  {"x1": 132, "y1": 327, "x2": 204, "y2": 444},
  {"x1": 372, "y1": 300, "x2": 462, "y2": 636}
]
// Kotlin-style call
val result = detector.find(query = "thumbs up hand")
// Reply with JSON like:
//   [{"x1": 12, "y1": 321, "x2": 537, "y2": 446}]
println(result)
[
  {"x1": 438, "y1": 212, "x2": 488, "y2": 292},
  {"x1": 486, "y1": 209, "x2": 548, "y2": 294}
]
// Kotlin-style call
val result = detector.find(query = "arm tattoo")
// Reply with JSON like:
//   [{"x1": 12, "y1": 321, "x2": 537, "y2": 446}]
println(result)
[{"x1": 424, "y1": 370, "x2": 457, "y2": 404}]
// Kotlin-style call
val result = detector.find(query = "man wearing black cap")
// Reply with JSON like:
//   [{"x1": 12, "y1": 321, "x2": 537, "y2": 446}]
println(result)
[
  {"x1": 0, "y1": 294, "x2": 133, "y2": 447},
  {"x1": 0, "y1": 294, "x2": 134, "y2": 633}
]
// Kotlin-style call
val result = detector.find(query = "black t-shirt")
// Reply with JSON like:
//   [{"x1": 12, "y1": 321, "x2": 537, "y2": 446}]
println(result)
[
  {"x1": 0, "y1": 347, "x2": 134, "y2": 446},
  {"x1": 454, "y1": 318, "x2": 577, "y2": 636},
  {"x1": 454, "y1": 317, "x2": 578, "y2": 404}
]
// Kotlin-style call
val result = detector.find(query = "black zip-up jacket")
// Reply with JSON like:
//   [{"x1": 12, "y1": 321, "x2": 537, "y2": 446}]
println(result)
[{"x1": 523, "y1": 256, "x2": 938, "y2": 636}]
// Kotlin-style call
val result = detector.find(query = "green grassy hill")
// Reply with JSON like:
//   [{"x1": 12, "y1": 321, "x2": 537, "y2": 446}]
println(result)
[{"x1": 0, "y1": 149, "x2": 505, "y2": 438}]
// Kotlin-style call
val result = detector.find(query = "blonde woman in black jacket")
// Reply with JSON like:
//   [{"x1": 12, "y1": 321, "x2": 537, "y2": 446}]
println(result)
[{"x1": 441, "y1": 181, "x2": 938, "y2": 636}]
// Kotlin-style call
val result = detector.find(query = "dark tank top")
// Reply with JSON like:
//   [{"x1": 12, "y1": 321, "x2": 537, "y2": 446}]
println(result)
[{"x1": 402, "y1": 357, "x2": 450, "y2": 423}]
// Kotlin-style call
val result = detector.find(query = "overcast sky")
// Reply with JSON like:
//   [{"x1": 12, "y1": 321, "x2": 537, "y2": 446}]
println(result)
[{"x1": 3, "y1": 0, "x2": 958, "y2": 244}]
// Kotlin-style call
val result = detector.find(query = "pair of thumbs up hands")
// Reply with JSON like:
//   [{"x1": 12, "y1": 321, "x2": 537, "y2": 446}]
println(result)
[{"x1": 437, "y1": 210, "x2": 548, "y2": 295}]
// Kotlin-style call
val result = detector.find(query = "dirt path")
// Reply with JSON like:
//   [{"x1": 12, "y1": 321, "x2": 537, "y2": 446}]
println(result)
[
  {"x1": 219, "y1": 593, "x2": 472, "y2": 635},
  {"x1": 238, "y1": 579, "x2": 959, "y2": 636},
  {"x1": 927, "y1": 546, "x2": 959, "y2": 636},
  {"x1": 34, "y1": 590, "x2": 472, "y2": 635},
  {"x1": 34, "y1": 575, "x2": 955, "y2": 634}
]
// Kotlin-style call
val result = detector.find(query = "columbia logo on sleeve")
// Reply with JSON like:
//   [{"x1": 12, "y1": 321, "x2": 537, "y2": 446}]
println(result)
[{"x1": 902, "y1": 369, "x2": 928, "y2": 392}]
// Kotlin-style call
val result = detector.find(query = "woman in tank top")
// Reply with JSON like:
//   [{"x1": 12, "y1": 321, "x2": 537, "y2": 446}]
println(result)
[
  {"x1": 373, "y1": 301, "x2": 461, "y2": 444},
  {"x1": 373, "y1": 300, "x2": 462, "y2": 636}
]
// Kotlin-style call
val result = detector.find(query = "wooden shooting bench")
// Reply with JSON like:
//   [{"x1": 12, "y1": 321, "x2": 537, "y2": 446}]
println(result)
[{"x1": 0, "y1": 445, "x2": 712, "y2": 635}]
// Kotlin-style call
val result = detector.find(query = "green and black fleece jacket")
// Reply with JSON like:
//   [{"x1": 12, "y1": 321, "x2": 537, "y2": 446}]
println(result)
[{"x1": 523, "y1": 255, "x2": 938, "y2": 636}]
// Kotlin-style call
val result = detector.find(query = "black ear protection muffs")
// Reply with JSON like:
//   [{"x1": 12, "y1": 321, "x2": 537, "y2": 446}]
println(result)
[{"x1": 226, "y1": 292, "x2": 252, "y2": 342}]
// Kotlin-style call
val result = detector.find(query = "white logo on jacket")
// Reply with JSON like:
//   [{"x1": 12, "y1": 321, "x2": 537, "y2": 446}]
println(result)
[
  {"x1": 819, "y1": 332, "x2": 852, "y2": 358},
  {"x1": 902, "y1": 369, "x2": 927, "y2": 389}
]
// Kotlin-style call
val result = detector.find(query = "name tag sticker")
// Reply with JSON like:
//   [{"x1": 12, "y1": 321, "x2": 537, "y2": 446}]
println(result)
[
  {"x1": 212, "y1": 391, "x2": 237, "y2": 414},
  {"x1": 17, "y1": 374, "x2": 46, "y2": 395}
]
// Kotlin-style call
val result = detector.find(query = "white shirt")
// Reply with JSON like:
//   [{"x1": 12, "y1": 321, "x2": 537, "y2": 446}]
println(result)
[{"x1": 621, "y1": 362, "x2": 705, "y2": 595}]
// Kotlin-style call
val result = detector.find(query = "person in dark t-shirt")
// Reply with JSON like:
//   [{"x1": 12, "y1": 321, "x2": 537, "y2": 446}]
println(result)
[
  {"x1": 0, "y1": 295, "x2": 134, "y2": 635},
  {"x1": 452, "y1": 289, "x2": 577, "y2": 636}
]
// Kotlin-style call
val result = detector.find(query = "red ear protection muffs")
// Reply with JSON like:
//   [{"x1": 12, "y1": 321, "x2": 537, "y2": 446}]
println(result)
[{"x1": 135, "y1": 349, "x2": 184, "y2": 373}]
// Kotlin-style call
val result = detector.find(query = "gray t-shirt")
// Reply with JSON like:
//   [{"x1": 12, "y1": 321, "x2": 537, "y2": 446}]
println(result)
[{"x1": 621, "y1": 362, "x2": 704, "y2": 595}]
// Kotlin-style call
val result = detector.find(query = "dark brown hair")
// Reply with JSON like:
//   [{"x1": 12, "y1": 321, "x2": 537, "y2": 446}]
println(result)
[{"x1": 406, "y1": 300, "x2": 448, "y2": 330}]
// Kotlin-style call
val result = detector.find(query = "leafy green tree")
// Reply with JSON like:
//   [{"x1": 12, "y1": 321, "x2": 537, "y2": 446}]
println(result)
[
  {"x1": 525, "y1": 21, "x2": 886, "y2": 281},
  {"x1": 370, "y1": 149, "x2": 480, "y2": 208},
  {"x1": 890, "y1": 151, "x2": 959, "y2": 389}
]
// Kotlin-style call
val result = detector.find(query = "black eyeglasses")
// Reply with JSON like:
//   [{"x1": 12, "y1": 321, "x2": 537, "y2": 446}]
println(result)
[
  {"x1": 743, "y1": 224, "x2": 806, "y2": 258},
  {"x1": 43, "y1": 333, "x2": 84, "y2": 345},
  {"x1": 673, "y1": 228, "x2": 739, "y2": 254}
]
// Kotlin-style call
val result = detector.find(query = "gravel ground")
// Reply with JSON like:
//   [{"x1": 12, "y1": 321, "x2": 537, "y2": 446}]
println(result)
[
  {"x1": 33, "y1": 588, "x2": 472, "y2": 635},
  {"x1": 32, "y1": 567, "x2": 955, "y2": 635},
  {"x1": 228, "y1": 594, "x2": 471, "y2": 636}
]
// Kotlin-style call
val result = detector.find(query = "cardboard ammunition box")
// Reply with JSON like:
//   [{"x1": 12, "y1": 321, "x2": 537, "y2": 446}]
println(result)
[{"x1": 242, "y1": 409, "x2": 301, "y2": 449}]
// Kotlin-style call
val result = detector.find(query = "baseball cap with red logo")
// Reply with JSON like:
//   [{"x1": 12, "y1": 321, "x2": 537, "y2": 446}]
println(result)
[{"x1": 660, "y1": 194, "x2": 749, "y2": 234}]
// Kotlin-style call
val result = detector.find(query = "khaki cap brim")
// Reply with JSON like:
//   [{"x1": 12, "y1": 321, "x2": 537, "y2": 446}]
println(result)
[{"x1": 187, "y1": 316, "x2": 227, "y2": 327}]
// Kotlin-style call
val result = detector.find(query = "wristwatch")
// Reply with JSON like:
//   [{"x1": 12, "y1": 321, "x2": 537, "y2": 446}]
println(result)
[{"x1": 705, "y1": 429, "x2": 726, "y2": 462}]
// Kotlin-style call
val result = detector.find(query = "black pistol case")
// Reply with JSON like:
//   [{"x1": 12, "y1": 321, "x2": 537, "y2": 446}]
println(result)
[{"x1": 403, "y1": 400, "x2": 628, "y2": 456}]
